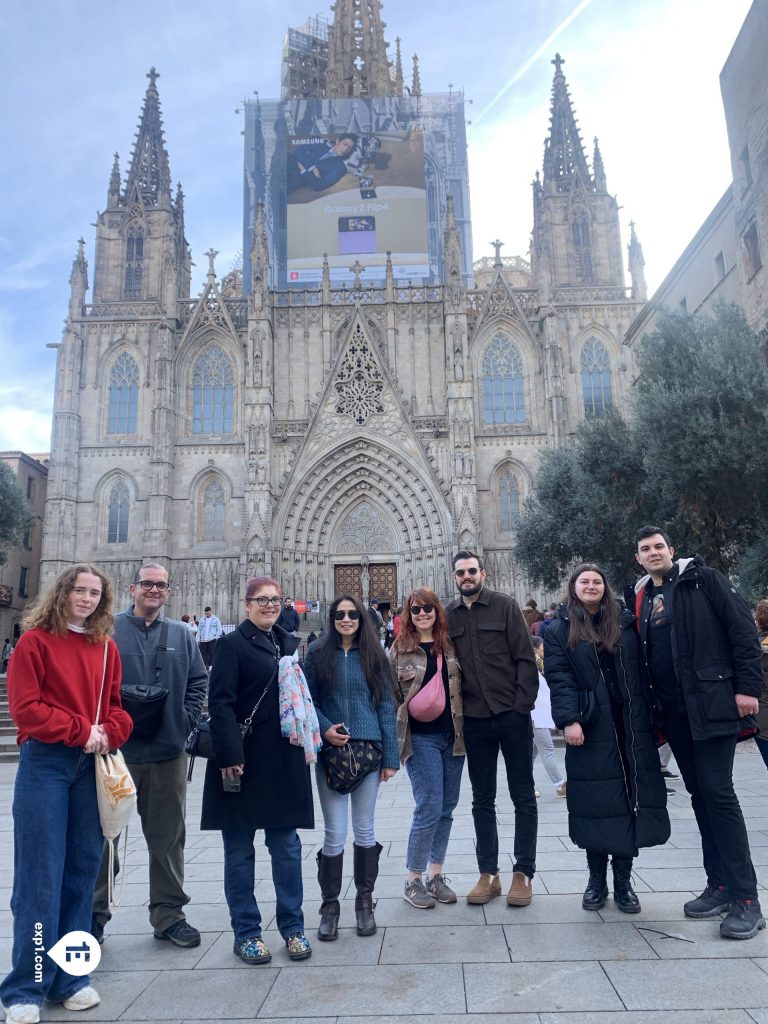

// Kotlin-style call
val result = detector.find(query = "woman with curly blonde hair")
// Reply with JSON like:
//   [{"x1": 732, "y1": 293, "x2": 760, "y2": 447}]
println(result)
[
  {"x1": 389, "y1": 587, "x2": 465, "y2": 909},
  {"x1": 1, "y1": 565, "x2": 132, "y2": 1024}
]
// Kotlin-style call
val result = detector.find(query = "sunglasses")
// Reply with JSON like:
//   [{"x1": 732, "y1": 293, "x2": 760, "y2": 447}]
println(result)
[
  {"x1": 137, "y1": 580, "x2": 170, "y2": 591},
  {"x1": 248, "y1": 596, "x2": 281, "y2": 607},
  {"x1": 454, "y1": 567, "x2": 480, "y2": 577},
  {"x1": 334, "y1": 610, "x2": 360, "y2": 621},
  {"x1": 410, "y1": 604, "x2": 435, "y2": 616}
]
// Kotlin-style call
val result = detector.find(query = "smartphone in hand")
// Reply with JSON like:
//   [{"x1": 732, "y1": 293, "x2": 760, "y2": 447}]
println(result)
[
  {"x1": 338, "y1": 724, "x2": 350, "y2": 736},
  {"x1": 222, "y1": 775, "x2": 241, "y2": 793}
]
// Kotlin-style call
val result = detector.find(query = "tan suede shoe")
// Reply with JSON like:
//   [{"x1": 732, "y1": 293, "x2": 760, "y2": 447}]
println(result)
[
  {"x1": 466, "y1": 873, "x2": 502, "y2": 904},
  {"x1": 507, "y1": 871, "x2": 533, "y2": 906}
]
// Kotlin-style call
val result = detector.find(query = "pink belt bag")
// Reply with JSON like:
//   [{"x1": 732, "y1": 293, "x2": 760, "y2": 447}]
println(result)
[{"x1": 407, "y1": 653, "x2": 446, "y2": 722}]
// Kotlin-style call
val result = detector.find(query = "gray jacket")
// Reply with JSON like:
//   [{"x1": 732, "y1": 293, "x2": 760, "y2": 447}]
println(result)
[{"x1": 115, "y1": 610, "x2": 207, "y2": 763}]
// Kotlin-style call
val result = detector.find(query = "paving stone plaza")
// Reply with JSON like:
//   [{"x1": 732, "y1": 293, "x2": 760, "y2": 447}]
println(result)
[{"x1": 3, "y1": 744, "x2": 768, "y2": 1023}]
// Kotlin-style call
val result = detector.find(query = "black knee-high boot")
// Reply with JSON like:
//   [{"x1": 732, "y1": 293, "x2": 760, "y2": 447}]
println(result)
[
  {"x1": 612, "y1": 856, "x2": 641, "y2": 913},
  {"x1": 353, "y1": 842, "x2": 382, "y2": 936},
  {"x1": 317, "y1": 851, "x2": 344, "y2": 941},
  {"x1": 582, "y1": 851, "x2": 609, "y2": 910}
]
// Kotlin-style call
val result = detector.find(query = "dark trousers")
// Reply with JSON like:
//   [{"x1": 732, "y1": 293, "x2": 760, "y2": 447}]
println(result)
[
  {"x1": 199, "y1": 640, "x2": 217, "y2": 669},
  {"x1": 93, "y1": 753, "x2": 190, "y2": 932},
  {"x1": 663, "y1": 705, "x2": 757, "y2": 899},
  {"x1": 463, "y1": 710, "x2": 537, "y2": 878}
]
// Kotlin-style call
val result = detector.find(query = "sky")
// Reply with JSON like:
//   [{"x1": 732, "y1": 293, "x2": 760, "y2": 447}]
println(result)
[{"x1": 0, "y1": 0, "x2": 753, "y2": 454}]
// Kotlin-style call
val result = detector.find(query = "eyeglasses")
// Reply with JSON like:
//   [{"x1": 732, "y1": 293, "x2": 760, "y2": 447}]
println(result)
[
  {"x1": 410, "y1": 604, "x2": 435, "y2": 616},
  {"x1": 137, "y1": 580, "x2": 170, "y2": 591},
  {"x1": 248, "y1": 596, "x2": 282, "y2": 607},
  {"x1": 454, "y1": 567, "x2": 480, "y2": 577},
  {"x1": 334, "y1": 610, "x2": 360, "y2": 621}
]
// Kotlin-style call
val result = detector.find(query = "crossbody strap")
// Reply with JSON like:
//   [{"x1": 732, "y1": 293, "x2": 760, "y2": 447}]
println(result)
[
  {"x1": 95, "y1": 642, "x2": 110, "y2": 725},
  {"x1": 153, "y1": 619, "x2": 170, "y2": 684}
]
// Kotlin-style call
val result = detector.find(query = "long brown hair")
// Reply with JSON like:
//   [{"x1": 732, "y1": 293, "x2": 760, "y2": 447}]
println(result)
[
  {"x1": 565, "y1": 563, "x2": 621, "y2": 653},
  {"x1": 22, "y1": 564, "x2": 114, "y2": 642},
  {"x1": 393, "y1": 587, "x2": 451, "y2": 658}
]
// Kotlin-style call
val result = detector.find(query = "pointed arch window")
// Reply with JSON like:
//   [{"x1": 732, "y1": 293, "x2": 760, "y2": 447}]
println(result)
[
  {"x1": 498, "y1": 469, "x2": 521, "y2": 532},
  {"x1": 581, "y1": 337, "x2": 613, "y2": 417},
  {"x1": 482, "y1": 334, "x2": 526, "y2": 425},
  {"x1": 571, "y1": 208, "x2": 594, "y2": 283},
  {"x1": 107, "y1": 481, "x2": 130, "y2": 544},
  {"x1": 107, "y1": 353, "x2": 139, "y2": 434},
  {"x1": 201, "y1": 480, "x2": 226, "y2": 542},
  {"x1": 124, "y1": 225, "x2": 144, "y2": 298},
  {"x1": 192, "y1": 346, "x2": 234, "y2": 434}
]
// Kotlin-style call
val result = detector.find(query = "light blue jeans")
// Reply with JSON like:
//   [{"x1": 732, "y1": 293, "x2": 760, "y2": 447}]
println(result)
[
  {"x1": 405, "y1": 732, "x2": 465, "y2": 873},
  {"x1": 315, "y1": 763, "x2": 380, "y2": 855}
]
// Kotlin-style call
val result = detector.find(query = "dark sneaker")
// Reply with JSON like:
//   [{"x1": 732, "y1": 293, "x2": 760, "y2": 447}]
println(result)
[
  {"x1": 660, "y1": 768, "x2": 679, "y2": 779},
  {"x1": 426, "y1": 873, "x2": 457, "y2": 904},
  {"x1": 684, "y1": 884, "x2": 731, "y2": 919},
  {"x1": 403, "y1": 878, "x2": 436, "y2": 909},
  {"x1": 90, "y1": 918, "x2": 105, "y2": 945},
  {"x1": 154, "y1": 920, "x2": 201, "y2": 948},
  {"x1": 720, "y1": 898, "x2": 767, "y2": 940},
  {"x1": 233, "y1": 936, "x2": 271, "y2": 964},
  {"x1": 285, "y1": 932, "x2": 312, "y2": 960}
]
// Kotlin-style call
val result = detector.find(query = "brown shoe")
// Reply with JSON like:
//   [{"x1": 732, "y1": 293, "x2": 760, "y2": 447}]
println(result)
[
  {"x1": 466, "y1": 873, "x2": 502, "y2": 905},
  {"x1": 507, "y1": 871, "x2": 533, "y2": 906}
]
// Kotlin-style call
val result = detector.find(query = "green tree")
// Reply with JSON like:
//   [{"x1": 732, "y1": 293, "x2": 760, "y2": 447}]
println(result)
[
  {"x1": 516, "y1": 305, "x2": 768, "y2": 591},
  {"x1": 0, "y1": 461, "x2": 34, "y2": 566}
]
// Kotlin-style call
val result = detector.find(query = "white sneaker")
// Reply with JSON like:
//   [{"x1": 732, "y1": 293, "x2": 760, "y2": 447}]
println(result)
[
  {"x1": 5, "y1": 1006, "x2": 40, "y2": 1024},
  {"x1": 62, "y1": 986, "x2": 100, "y2": 1011}
]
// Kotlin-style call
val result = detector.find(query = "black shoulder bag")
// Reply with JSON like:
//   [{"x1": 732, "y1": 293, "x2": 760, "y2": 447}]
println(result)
[{"x1": 120, "y1": 620, "x2": 170, "y2": 741}]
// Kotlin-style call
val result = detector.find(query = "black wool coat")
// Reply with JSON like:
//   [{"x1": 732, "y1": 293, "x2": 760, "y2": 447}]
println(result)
[
  {"x1": 544, "y1": 604, "x2": 670, "y2": 858},
  {"x1": 200, "y1": 620, "x2": 314, "y2": 832}
]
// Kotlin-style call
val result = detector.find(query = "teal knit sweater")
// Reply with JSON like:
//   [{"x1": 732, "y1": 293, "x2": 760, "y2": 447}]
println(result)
[{"x1": 304, "y1": 645, "x2": 399, "y2": 770}]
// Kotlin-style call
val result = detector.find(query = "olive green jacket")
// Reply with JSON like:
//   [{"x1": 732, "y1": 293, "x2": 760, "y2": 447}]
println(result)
[{"x1": 388, "y1": 641, "x2": 465, "y2": 762}]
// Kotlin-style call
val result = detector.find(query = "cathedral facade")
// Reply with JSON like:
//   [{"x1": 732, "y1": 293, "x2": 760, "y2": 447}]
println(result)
[{"x1": 40, "y1": 4, "x2": 647, "y2": 621}]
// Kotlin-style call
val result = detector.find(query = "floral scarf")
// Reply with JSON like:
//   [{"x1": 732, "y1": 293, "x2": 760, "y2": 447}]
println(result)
[{"x1": 278, "y1": 651, "x2": 322, "y2": 763}]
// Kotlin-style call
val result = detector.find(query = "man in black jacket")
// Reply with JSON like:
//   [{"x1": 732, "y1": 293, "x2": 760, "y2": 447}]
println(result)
[
  {"x1": 633, "y1": 526, "x2": 764, "y2": 939},
  {"x1": 447, "y1": 551, "x2": 539, "y2": 908}
]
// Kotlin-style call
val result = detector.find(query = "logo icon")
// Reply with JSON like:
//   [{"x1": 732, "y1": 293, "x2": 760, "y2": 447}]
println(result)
[{"x1": 47, "y1": 931, "x2": 102, "y2": 976}]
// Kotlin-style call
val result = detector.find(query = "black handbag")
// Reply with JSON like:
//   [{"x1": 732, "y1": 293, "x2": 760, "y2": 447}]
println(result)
[
  {"x1": 320, "y1": 739, "x2": 383, "y2": 794},
  {"x1": 579, "y1": 687, "x2": 600, "y2": 730},
  {"x1": 120, "y1": 621, "x2": 169, "y2": 741},
  {"x1": 185, "y1": 682, "x2": 272, "y2": 781}
]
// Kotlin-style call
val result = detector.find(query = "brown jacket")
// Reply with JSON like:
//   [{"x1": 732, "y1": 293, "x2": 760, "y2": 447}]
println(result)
[{"x1": 388, "y1": 641, "x2": 465, "y2": 763}]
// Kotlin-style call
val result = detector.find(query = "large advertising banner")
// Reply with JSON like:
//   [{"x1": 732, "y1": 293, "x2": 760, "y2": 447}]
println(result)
[{"x1": 285, "y1": 129, "x2": 429, "y2": 283}]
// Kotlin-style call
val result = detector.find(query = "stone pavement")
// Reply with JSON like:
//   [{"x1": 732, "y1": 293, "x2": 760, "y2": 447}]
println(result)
[{"x1": 2, "y1": 744, "x2": 768, "y2": 1023}]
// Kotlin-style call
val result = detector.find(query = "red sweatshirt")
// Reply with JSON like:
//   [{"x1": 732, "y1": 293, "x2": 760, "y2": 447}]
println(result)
[{"x1": 8, "y1": 628, "x2": 133, "y2": 748}]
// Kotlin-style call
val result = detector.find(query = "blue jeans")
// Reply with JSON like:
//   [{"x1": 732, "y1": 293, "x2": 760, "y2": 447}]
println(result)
[
  {"x1": 405, "y1": 732, "x2": 465, "y2": 872},
  {"x1": 314, "y1": 763, "x2": 380, "y2": 855},
  {"x1": 1, "y1": 740, "x2": 104, "y2": 1008},
  {"x1": 222, "y1": 827, "x2": 304, "y2": 943}
]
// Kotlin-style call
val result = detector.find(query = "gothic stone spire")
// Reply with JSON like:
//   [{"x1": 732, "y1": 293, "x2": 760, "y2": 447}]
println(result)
[
  {"x1": 326, "y1": 0, "x2": 396, "y2": 97},
  {"x1": 542, "y1": 53, "x2": 592, "y2": 193},
  {"x1": 124, "y1": 67, "x2": 173, "y2": 208},
  {"x1": 628, "y1": 221, "x2": 647, "y2": 301}
]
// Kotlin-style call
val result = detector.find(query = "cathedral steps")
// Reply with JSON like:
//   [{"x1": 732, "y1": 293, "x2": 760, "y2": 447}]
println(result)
[{"x1": 0, "y1": 675, "x2": 19, "y2": 762}]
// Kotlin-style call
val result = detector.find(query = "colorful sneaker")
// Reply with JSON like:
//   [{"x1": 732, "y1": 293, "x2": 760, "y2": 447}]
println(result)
[
  {"x1": 62, "y1": 986, "x2": 100, "y2": 1011},
  {"x1": 285, "y1": 932, "x2": 312, "y2": 960},
  {"x1": 720, "y1": 898, "x2": 766, "y2": 940},
  {"x1": 4, "y1": 1005, "x2": 40, "y2": 1024},
  {"x1": 425, "y1": 873, "x2": 457, "y2": 904},
  {"x1": 684, "y1": 884, "x2": 731, "y2": 919},
  {"x1": 233, "y1": 936, "x2": 272, "y2": 964},
  {"x1": 403, "y1": 877, "x2": 436, "y2": 908}
]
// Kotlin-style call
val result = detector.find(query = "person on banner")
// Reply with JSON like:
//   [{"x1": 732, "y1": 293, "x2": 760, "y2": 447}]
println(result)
[
  {"x1": 201, "y1": 576, "x2": 316, "y2": 966},
  {"x1": 389, "y1": 587, "x2": 465, "y2": 909},
  {"x1": 286, "y1": 135, "x2": 357, "y2": 193},
  {"x1": 1, "y1": 565, "x2": 132, "y2": 1024},
  {"x1": 544, "y1": 564, "x2": 669, "y2": 914},
  {"x1": 304, "y1": 594, "x2": 398, "y2": 940},
  {"x1": 91, "y1": 562, "x2": 207, "y2": 948}
]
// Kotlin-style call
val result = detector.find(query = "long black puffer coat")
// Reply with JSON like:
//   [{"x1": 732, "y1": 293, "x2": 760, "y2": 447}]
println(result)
[{"x1": 544, "y1": 603, "x2": 670, "y2": 858}]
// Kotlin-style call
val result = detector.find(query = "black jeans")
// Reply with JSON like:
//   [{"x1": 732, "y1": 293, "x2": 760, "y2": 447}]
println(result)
[
  {"x1": 663, "y1": 705, "x2": 757, "y2": 899},
  {"x1": 463, "y1": 710, "x2": 537, "y2": 878}
]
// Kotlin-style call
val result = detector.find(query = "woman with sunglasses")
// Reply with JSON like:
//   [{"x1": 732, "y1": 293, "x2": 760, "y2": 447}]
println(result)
[
  {"x1": 390, "y1": 588, "x2": 465, "y2": 908},
  {"x1": 304, "y1": 594, "x2": 398, "y2": 940},
  {"x1": 201, "y1": 576, "x2": 315, "y2": 966},
  {"x1": 543, "y1": 564, "x2": 669, "y2": 913}
]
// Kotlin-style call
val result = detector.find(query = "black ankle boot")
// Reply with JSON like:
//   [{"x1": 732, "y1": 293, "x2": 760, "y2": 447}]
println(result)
[
  {"x1": 353, "y1": 842, "x2": 382, "y2": 936},
  {"x1": 317, "y1": 851, "x2": 344, "y2": 941},
  {"x1": 582, "y1": 852, "x2": 608, "y2": 911},
  {"x1": 612, "y1": 856, "x2": 641, "y2": 914}
]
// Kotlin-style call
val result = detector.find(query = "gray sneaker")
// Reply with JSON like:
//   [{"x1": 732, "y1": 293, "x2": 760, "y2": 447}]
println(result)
[
  {"x1": 403, "y1": 878, "x2": 436, "y2": 909},
  {"x1": 426, "y1": 873, "x2": 457, "y2": 904}
]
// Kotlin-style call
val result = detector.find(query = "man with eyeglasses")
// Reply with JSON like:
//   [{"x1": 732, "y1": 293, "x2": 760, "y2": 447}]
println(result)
[
  {"x1": 447, "y1": 550, "x2": 539, "y2": 908},
  {"x1": 198, "y1": 606, "x2": 223, "y2": 669},
  {"x1": 92, "y1": 562, "x2": 207, "y2": 948}
]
